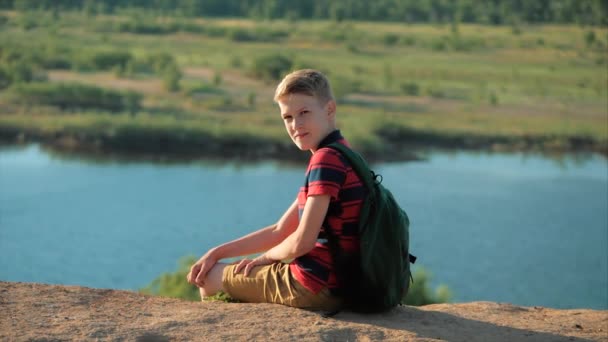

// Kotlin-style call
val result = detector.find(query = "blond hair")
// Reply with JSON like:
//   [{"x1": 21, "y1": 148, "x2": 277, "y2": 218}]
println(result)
[{"x1": 273, "y1": 69, "x2": 334, "y2": 104}]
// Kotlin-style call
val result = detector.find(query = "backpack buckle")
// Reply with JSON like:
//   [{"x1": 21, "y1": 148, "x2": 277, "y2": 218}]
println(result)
[{"x1": 371, "y1": 171, "x2": 383, "y2": 185}]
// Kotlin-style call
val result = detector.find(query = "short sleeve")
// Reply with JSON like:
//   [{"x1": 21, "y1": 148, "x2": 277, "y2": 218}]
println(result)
[{"x1": 306, "y1": 148, "x2": 346, "y2": 200}]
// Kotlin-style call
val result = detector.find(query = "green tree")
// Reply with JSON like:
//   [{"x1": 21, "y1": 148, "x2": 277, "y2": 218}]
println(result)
[
  {"x1": 585, "y1": 30, "x2": 596, "y2": 48},
  {"x1": 251, "y1": 53, "x2": 293, "y2": 82},
  {"x1": 147, "y1": 52, "x2": 176, "y2": 75},
  {"x1": 8, "y1": 61, "x2": 34, "y2": 83},
  {"x1": 213, "y1": 70, "x2": 222, "y2": 86},
  {"x1": 163, "y1": 63, "x2": 182, "y2": 92},
  {"x1": 0, "y1": 66, "x2": 11, "y2": 90},
  {"x1": 247, "y1": 91, "x2": 256, "y2": 108}
]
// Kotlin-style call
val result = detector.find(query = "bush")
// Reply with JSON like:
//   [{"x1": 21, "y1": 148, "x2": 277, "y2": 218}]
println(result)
[
  {"x1": 186, "y1": 83, "x2": 224, "y2": 96},
  {"x1": 1, "y1": 44, "x2": 72, "y2": 71},
  {"x1": 383, "y1": 33, "x2": 400, "y2": 46},
  {"x1": 400, "y1": 82, "x2": 420, "y2": 96},
  {"x1": 431, "y1": 37, "x2": 448, "y2": 51},
  {"x1": 75, "y1": 51, "x2": 133, "y2": 72},
  {"x1": 17, "y1": 12, "x2": 39, "y2": 30},
  {"x1": 230, "y1": 56, "x2": 243, "y2": 68},
  {"x1": 401, "y1": 35, "x2": 417, "y2": 46},
  {"x1": 251, "y1": 54, "x2": 293, "y2": 81},
  {"x1": 40, "y1": 55, "x2": 72, "y2": 69},
  {"x1": 140, "y1": 256, "x2": 237, "y2": 302},
  {"x1": 402, "y1": 267, "x2": 451, "y2": 306},
  {"x1": 228, "y1": 28, "x2": 256, "y2": 42},
  {"x1": 116, "y1": 20, "x2": 175, "y2": 34},
  {"x1": 213, "y1": 70, "x2": 222, "y2": 86},
  {"x1": 0, "y1": 67, "x2": 10, "y2": 90},
  {"x1": 162, "y1": 64, "x2": 182, "y2": 92},
  {"x1": 489, "y1": 91, "x2": 499, "y2": 106},
  {"x1": 247, "y1": 92, "x2": 256, "y2": 108},
  {"x1": 585, "y1": 30, "x2": 596, "y2": 48},
  {"x1": 139, "y1": 52, "x2": 182, "y2": 91},
  {"x1": 140, "y1": 256, "x2": 200, "y2": 301},
  {"x1": 346, "y1": 42, "x2": 360, "y2": 53},
  {"x1": 145, "y1": 52, "x2": 176, "y2": 74},
  {"x1": 8, "y1": 82, "x2": 142, "y2": 113},
  {"x1": 200, "y1": 25, "x2": 228, "y2": 38},
  {"x1": 89, "y1": 51, "x2": 133, "y2": 71},
  {"x1": 6, "y1": 61, "x2": 34, "y2": 83},
  {"x1": 426, "y1": 85, "x2": 446, "y2": 98},
  {"x1": 229, "y1": 27, "x2": 290, "y2": 42},
  {"x1": 257, "y1": 27, "x2": 290, "y2": 41},
  {"x1": 0, "y1": 14, "x2": 9, "y2": 27}
]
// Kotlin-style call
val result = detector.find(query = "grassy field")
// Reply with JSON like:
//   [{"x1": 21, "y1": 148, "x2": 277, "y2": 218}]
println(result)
[{"x1": 0, "y1": 10, "x2": 606, "y2": 161}]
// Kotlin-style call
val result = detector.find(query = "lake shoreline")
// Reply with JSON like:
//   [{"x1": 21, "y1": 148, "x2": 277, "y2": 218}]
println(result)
[
  {"x1": 1, "y1": 127, "x2": 606, "y2": 164},
  {"x1": 0, "y1": 132, "x2": 608, "y2": 163}
]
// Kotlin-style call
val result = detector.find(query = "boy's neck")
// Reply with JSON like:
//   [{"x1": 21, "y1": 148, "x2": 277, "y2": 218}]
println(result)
[{"x1": 313, "y1": 129, "x2": 342, "y2": 152}]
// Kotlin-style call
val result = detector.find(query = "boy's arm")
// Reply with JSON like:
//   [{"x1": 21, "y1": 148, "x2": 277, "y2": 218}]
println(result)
[
  {"x1": 265, "y1": 194, "x2": 330, "y2": 259},
  {"x1": 188, "y1": 199, "x2": 299, "y2": 286},
  {"x1": 236, "y1": 194, "x2": 330, "y2": 276},
  {"x1": 211, "y1": 198, "x2": 300, "y2": 258}
]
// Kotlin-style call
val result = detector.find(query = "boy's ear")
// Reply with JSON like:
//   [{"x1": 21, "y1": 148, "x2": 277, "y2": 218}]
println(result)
[{"x1": 326, "y1": 100, "x2": 336, "y2": 117}]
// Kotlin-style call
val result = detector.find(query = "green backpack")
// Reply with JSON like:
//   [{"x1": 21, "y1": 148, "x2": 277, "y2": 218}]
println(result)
[{"x1": 326, "y1": 143, "x2": 416, "y2": 314}]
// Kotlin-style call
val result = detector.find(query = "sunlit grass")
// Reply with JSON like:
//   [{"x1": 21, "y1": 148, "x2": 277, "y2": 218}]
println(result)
[{"x1": 1, "y1": 11, "x2": 606, "y2": 157}]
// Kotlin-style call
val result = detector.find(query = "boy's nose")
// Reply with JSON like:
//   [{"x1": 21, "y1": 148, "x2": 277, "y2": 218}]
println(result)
[{"x1": 292, "y1": 117, "x2": 303, "y2": 130}]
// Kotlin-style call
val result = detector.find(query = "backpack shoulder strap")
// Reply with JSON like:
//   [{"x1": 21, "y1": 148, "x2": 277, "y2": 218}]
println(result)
[{"x1": 326, "y1": 143, "x2": 376, "y2": 191}]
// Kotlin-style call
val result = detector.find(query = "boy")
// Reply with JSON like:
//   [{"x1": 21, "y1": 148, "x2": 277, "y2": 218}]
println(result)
[{"x1": 186, "y1": 69, "x2": 365, "y2": 311}]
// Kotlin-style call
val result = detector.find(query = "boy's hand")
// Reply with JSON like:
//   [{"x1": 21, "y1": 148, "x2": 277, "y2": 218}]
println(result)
[
  {"x1": 187, "y1": 253, "x2": 217, "y2": 287},
  {"x1": 234, "y1": 254, "x2": 274, "y2": 277}
]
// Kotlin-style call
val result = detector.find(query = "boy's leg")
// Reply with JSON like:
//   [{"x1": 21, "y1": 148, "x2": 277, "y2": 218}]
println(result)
[
  {"x1": 198, "y1": 262, "x2": 229, "y2": 299},
  {"x1": 221, "y1": 262, "x2": 342, "y2": 311}
]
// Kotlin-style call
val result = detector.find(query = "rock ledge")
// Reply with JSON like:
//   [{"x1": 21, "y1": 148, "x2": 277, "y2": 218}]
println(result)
[{"x1": 1, "y1": 281, "x2": 606, "y2": 341}]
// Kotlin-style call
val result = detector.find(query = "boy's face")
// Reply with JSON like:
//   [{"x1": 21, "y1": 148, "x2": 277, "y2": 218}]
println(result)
[{"x1": 278, "y1": 93, "x2": 336, "y2": 153}]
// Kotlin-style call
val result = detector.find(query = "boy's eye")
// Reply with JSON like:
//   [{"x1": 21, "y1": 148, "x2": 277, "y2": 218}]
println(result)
[{"x1": 300, "y1": 110, "x2": 309, "y2": 115}]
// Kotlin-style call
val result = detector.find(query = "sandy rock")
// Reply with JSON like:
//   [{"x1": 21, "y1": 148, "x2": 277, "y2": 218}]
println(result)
[{"x1": 1, "y1": 281, "x2": 606, "y2": 341}]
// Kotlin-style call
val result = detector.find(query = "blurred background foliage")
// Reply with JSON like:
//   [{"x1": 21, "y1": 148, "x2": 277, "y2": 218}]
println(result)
[{"x1": 1, "y1": 2, "x2": 605, "y2": 160}]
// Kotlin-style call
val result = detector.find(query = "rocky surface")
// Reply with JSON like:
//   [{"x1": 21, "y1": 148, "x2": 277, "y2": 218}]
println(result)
[{"x1": 1, "y1": 281, "x2": 607, "y2": 341}]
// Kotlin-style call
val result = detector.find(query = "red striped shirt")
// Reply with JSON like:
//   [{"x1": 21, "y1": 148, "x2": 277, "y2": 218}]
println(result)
[{"x1": 290, "y1": 130, "x2": 365, "y2": 294}]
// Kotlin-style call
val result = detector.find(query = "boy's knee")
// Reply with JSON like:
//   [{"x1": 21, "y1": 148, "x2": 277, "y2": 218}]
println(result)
[
  {"x1": 199, "y1": 285, "x2": 215, "y2": 300},
  {"x1": 197, "y1": 263, "x2": 228, "y2": 300}
]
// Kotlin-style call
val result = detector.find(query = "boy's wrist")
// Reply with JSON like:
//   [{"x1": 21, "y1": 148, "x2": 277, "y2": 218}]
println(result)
[
  {"x1": 262, "y1": 252, "x2": 275, "y2": 262},
  {"x1": 206, "y1": 246, "x2": 223, "y2": 260}
]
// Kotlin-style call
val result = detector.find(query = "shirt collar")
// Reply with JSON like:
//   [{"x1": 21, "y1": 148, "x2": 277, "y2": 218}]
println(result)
[{"x1": 316, "y1": 130, "x2": 343, "y2": 149}]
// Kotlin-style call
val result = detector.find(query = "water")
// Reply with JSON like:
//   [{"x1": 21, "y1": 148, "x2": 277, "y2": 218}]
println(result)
[{"x1": 0, "y1": 145, "x2": 606, "y2": 310}]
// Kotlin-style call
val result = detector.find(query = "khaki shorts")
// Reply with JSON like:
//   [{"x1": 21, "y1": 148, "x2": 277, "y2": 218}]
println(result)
[{"x1": 222, "y1": 262, "x2": 341, "y2": 311}]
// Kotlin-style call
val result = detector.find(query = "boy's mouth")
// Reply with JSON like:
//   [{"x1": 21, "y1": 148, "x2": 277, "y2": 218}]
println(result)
[{"x1": 294, "y1": 133, "x2": 308, "y2": 139}]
